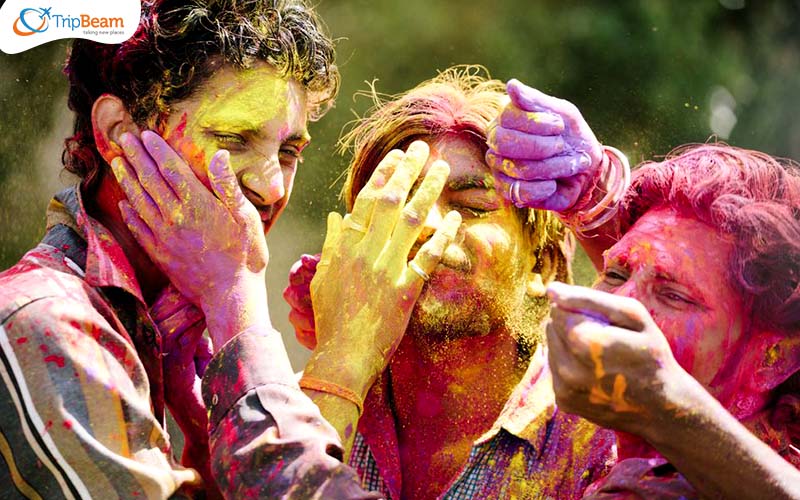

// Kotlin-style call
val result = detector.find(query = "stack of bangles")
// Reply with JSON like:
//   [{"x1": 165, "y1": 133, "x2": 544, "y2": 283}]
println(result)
[
  {"x1": 565, "y1": 145, "x2": 631, "y2": 236},
  {"x1": 299, "y1": 375, "x2": 364, "y2": 416}
]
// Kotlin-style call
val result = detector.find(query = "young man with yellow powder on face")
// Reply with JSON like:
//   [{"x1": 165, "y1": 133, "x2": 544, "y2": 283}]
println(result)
[{"x1": 0, "y1": 0, "x2": 421, "y2": 497}]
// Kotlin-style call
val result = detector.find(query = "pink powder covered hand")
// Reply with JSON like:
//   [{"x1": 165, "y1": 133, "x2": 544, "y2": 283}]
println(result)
[
  {"x1": 283, "y1": 253, "x2": 319, "y2": 350},
  {"x1": 486, "y1": 79, "x2": 603, "y2": 212},
  {"x1": 149, "y1": 285, "x2": 217, "y2": 495},
  {"x1": 111, "y1": 130, "x2": 270, "y2": 349}
]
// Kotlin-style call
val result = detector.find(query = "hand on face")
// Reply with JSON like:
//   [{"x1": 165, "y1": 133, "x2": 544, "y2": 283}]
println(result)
[
  {"x1": 486, "y1": 79, "x2": 603, "y2": 212},
  {"x1": 111, "y1": 130, "x2": 270, "y2": 346},
  {"x1": 307, "y1": 141, "x2": 462, "y2": 395},
  {"x1": 545, "y1": 281, "x2": 688, "y2": 436}
]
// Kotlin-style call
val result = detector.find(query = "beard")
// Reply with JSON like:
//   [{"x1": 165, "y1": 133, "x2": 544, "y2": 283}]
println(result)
[{"x1": 406, "y1": 266, "x2": 549, "y2": 362}]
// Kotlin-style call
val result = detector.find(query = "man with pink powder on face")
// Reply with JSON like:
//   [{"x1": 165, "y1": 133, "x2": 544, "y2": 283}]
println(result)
[{"x1": 485, "y1": 79, "x2": 800, "y2": 498}]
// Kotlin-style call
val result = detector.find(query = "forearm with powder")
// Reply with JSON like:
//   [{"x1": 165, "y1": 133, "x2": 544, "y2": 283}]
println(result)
[{"x1": 644, "y1": 372, "x2": 800, "y2": 499}]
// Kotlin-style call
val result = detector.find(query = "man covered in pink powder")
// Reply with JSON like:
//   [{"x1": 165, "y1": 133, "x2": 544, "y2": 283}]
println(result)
[{"x1": 486, "y1": 79, "x2": 800, "y2": 498}]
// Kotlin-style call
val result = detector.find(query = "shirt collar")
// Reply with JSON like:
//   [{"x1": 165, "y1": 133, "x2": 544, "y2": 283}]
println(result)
[
  {"x1": 46, "y1": 185, "x2": 146, "y2": 303},
  {"x1": 356, "y1": 343, "x2": 557, "y2": 500}
]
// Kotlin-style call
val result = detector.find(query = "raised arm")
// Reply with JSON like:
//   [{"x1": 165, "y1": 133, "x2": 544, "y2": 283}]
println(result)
[
  {"x1": 486, "y1": 79, "x2": 629, "y2": 270},
  {"x1": 546, "y1": 282, "x2": 800, "y2": 500}
]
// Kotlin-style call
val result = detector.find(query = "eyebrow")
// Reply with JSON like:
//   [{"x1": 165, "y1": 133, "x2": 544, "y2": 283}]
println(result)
[
  {"x1": 285, "y1": 131, "x2": 311, "y2": 145},
  {"x1": 447, "y1": 175, "x2": 493, "y2": 191}
]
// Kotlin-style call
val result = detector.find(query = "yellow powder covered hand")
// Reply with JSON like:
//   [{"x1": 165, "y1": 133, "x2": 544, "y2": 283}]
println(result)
[{"x1": 305, "y1": 141, "x2": 462, "y2": 404}]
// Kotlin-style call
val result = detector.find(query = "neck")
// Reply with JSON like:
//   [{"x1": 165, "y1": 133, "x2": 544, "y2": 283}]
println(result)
[
  {"x1": 391, "y1": 330, "x2": 525, "y2": 432},
  {"x1": 389, "y1": 325, "x2": 527, "y2": 498},
  {"x1": 85, "y1": 172, "x2": 168, "y2": 304}
]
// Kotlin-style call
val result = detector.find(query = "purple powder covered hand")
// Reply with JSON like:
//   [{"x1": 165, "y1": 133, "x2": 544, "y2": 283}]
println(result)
[{"x1": 486, "y1": 79, "x2": 603, "y2": 212}]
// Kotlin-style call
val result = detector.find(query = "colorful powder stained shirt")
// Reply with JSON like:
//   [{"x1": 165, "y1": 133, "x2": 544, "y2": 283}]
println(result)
[
  {"x1": 0, "y1": 185, "x2": 381, "y2": 499},
  {"x1": 349, "y1": 346, "x2": 617, "y2": 499},
  {"x1": 583, "y1": 393, "x2": 800, "y2": 499}
]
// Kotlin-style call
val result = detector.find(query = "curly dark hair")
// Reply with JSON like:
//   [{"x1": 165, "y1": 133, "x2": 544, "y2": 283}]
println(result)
[
  {"x1": 621, "y1": 144, "x2": 800, "y2": 338},
  {"x1": 63, "y1": 0, "x2": 339, "y2": 191}
]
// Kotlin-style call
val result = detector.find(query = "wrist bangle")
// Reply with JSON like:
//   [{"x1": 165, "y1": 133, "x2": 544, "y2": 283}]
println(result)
[
  {"x1": 567, "y1": 145, "x2": 631, "y2": 236},
  {"x1": 299, "y1": 375, "x2": 364, "y2": 416}
]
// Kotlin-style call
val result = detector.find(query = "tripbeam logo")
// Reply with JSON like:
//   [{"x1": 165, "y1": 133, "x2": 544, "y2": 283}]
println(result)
[
  {"x1": 1, "y1": 0, "x2": 140, "y2": 54},
  {"x1": 12, "y1": 7, "x2": 51, "y2": 36}
]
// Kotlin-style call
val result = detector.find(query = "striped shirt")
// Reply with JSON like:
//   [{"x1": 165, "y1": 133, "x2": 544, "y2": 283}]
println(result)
[
  {"x1": 0, "y1": 186, "x2": 381, "y2": 499},
  {"x1": 350, "y1": 347, "x2": 616, "y2": 499}
]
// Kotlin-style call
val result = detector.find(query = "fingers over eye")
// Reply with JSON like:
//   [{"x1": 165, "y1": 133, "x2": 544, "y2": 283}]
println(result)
[
  {"x1": 349, "y1": 149, "x2": 404, "y2": 231},
  {"x1": 366, "y1": 141, "x2": 429, "y2": 254},
  {"x1": 403, "y1": 210, "x2": 461, "y2": 293},
  {"x1": 387, "y1": 159, "x2": 450, "y2": 264}
]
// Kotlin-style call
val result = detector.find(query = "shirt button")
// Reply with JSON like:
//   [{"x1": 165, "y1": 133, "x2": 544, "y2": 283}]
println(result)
[{"x1": 212, "y1": 394, "x2": 219, "y2": 405}]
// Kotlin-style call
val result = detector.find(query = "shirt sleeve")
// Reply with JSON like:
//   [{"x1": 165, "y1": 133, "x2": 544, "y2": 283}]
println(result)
[
  {"x1": 582, "y1": 458, "x2": 699, "y2": 500},
  {"x1": 0, "y1": 296, "x2": 203, "y2": 499},
  {"x1": 201, "y1": 326, "x2": 384, "y2": 499}
]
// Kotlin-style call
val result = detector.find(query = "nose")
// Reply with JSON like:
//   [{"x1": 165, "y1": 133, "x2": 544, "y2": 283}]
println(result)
[{"x1": 239, "y1": 155, "x2": 285, "y2": 206}]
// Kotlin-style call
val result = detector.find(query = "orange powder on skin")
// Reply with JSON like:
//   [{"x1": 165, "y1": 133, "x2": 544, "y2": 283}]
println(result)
[{"x1": 586, "y1": 341, "x2": 643, "y2": 413}]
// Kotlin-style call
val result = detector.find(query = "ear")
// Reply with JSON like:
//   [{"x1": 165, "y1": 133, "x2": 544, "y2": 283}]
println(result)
[
  {"x1": 91, "y1": 94, "x2": 139, "y2": 163},
  {"x1": 746, "y1": 331, "x2": 800, "y2": 393}
]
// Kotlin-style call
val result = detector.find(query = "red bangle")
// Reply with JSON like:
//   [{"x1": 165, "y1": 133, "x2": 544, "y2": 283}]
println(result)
[
  {"x1": 299, "y1": 376, "x2": 364, "y2": 416},
  {"x1": 566, "y1": 145, "x2": 631, "y2": 236}
]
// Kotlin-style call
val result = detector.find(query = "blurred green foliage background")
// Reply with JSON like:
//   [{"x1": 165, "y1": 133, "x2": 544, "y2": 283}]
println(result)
[{"x1": 1, "y1": 0, "x2": 799, "y2": 368}]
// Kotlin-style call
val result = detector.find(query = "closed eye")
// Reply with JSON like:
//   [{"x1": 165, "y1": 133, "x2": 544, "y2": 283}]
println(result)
[
  {"x1": 454, "y1": 204, "x2": 493, "y2": 218},
  {"x1": 213, "y1": 132, "x2": 246, "y2": 151},
  {"x1": 658, "y1": 286, "x2": 701, "y2": 309},
  {"x1": 600, "y1": 267, "x2": 628, "y2": 287},
  {"x1": 280, "y1": 144, "x2": 304, "y2": 162}
]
